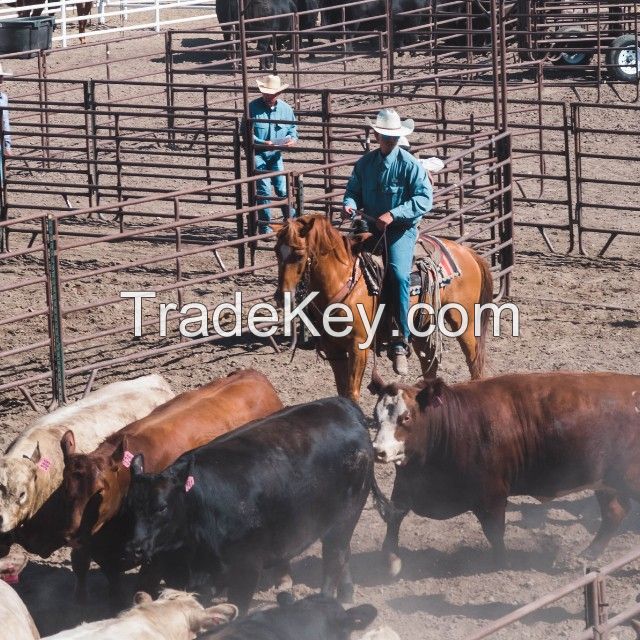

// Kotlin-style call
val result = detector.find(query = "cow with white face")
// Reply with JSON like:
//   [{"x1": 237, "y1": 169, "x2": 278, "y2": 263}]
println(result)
[
  {"x1": 371, "y1": 368, "x2": 640, "y2": 580},
  {"x1": 371, "y1": 382, "x2": 415, "y2": 466},
  {"x1": 0, "y1": 374, "x2": 174, "y2": 535}
]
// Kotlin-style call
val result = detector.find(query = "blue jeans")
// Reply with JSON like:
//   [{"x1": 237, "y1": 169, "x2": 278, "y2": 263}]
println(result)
[
  {"x1": 377, "y1": 224, "x2": 418, "y2": 341},
  {"x1": 254, "y1": 152, "x2": 295, "y2": 232}
]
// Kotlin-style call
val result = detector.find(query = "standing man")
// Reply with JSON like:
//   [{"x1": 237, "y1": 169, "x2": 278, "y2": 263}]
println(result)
[
  {"x1": 245, "y1": 74, "x2": 298, "y2": 236},
  {"x1": 342, "y1": 108, "x2": 433, "y2": 376},
  {"x1": 0, "y1": 63, "x2": 13, "y2": 253}
]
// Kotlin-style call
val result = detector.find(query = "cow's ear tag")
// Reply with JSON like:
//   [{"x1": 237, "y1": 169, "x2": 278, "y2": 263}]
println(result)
[
  {"x1": 37, "y1": 457, "x2": 52, "y2": 472},
  {"x1": 122, "y1": 451, "x2": 134, "y2": 468},
  {"x1": 185, "y1": 476, "x2": 195, "y2": 493}
]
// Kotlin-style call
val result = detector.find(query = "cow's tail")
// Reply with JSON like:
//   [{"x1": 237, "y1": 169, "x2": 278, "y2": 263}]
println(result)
[
  {"x1": 370, "y1": 470, "x2": 402, "y2": 524},
  {"x1": 472, "y1": 253, "x2": 494, "y2": 379}
]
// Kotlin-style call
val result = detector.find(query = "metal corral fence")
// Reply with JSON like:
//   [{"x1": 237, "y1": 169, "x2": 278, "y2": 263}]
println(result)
[
  {"x1": 572, "y1": 101, "x2": 640, "y2": 256},
  {"x1": 468, "y1": 545, "x2": 640, "y2": 639},
  {"x1": 2, "y1": 72, "x2": 635, "y2": 256},
  {"x1": 0, "y1": 126, "x2": 514, "y2": 407},
  {"x1": 0, "y1": 0, "x2": 218, "y2": 46}
]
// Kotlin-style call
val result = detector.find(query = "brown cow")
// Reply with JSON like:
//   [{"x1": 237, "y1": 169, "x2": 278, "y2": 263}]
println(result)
[
  {"x1": 59, "y1": 368, "x2": 283, "y2": 601},
  {"x1": 369, "y1": 370, "x2": 640, "y2": 577}
]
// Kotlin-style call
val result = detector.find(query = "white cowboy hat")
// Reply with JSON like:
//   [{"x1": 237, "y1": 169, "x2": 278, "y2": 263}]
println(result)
[
  {"x1": 0, "y1": 64, "x2": 14, "y2": 78},
  {"x1": 421, "y1": 157, "x2": 445, "y2": 173},
  {"x1": 365, "y1": 108, "x2": 414, "y2": 137},
  {"x1": 256, "y1": 75, "x2": 289, "y2": 95}
]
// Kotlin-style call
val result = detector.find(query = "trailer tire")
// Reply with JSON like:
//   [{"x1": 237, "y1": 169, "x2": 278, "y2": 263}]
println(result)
[
  {"x1": 607, "y1": 34, "x2": 640, "y2": 82},
  {"x1": 552, "y1": 26, "x2": 593, "y2": 66}
]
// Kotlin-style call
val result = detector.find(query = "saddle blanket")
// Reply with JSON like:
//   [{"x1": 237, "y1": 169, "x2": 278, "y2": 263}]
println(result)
[{"x1": 360, "y1": 233, "x2": 461, "y2": 298}]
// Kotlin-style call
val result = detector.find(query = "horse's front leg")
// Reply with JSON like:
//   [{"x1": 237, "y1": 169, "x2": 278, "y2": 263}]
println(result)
[
  {"x1": 324, "y1": 344, "x2": 350, "y2": 398},
  {"x1": 345, "y1": 343, "x2": 368, "y2": 402}
]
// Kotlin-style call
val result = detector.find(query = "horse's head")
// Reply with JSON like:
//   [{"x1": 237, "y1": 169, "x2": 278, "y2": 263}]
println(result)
[
  {"x1": 273, "y1": 215, "x2": 366, "y2": 307},
  {"x1": 272, "y1": 217, "x2": 314, "y2": 307}
]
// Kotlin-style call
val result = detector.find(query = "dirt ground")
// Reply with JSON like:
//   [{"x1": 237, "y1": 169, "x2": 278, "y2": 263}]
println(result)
[{"x1": 1, "y1": 23, "x2": 640, "y2": 640}]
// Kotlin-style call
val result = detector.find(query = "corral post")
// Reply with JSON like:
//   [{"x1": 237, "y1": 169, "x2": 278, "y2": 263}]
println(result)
[
  {"x1": 173, "y1": 197, "x2": 184, "y2": 312},
  {"x1": 88, "y1": 79, "x2": 101, "y2": 206},
  {"x1": 321, "y1": 90, "x2": 334, "y2": 218},
  {"x1": 238, "y1": 0, "x2": 258, "y2": 263},
  {"x1": 44, "y1": 214, "x2": 67, "y2": 409},
  {"x1": 165, "y1": 31, "x2": 176, "y2": 144},
  {"x1": 83, "y1": 81, "x2": 95, "y2": 207},
  {"x1": 295, "y1": 174, "x2": 304, "y2": 217},
  {"x1": 203, "y1": 86, "x2": 213, "y2": 203},
  {"x1": 233, "y1": 119, "x2": 246, "y2": 268},
  {"x1": 496, "y1": 133, "x2": 514, "y2": 297},
  {"x1": 562, "y1": 101, "x2": 575, "y2": 253},
  {"x1": 384, "y1": 0, "x2": 394, "y2": 83},
  {"x1": 37, "y1": 51, "x2": 47, "y2": 170},
  {"x1": 0, "y1": 106, "x2": 7, "y2": 253},
  {"x1": 114, "y1": 113, "x2": 124, "y2": 231},
  {"x1": 584, "y1": 570, "x2": 610, "y2": 639}
]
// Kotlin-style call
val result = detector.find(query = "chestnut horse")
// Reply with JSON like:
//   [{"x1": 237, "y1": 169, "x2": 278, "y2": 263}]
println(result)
[{"x1": 273, "y1": 214, "x2": 493, "y2": 401}]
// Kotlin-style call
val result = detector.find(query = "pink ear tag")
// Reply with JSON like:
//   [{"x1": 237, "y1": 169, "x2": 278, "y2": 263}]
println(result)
[
  {"x1": 122, "y1": 451, "x2": 134, "y2": 468},
  {"x1": 37, "y1": 457, "x2": 52, "y2": 472},
  {"x1": 184, "y1": 476, "x2": 195, "y2": 493}
]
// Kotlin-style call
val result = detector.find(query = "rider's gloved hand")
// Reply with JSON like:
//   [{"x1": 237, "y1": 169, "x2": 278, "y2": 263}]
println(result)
[{"x1": 342, "y1": 205, "x2": 356, "y2": 220}]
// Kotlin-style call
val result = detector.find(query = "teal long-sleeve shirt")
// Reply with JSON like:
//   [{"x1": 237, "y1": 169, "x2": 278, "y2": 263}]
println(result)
[
  {"x1": 243, "y1": 97, "x2": 298, "y2": 160},
  {"x1": 343, "y1": 146, "x2": 433, "y2": 228}
]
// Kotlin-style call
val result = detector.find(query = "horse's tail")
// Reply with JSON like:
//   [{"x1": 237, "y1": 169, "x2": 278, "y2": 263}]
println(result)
[
  {"x1": 472, "y1": 253, "x2": 494, "y2": 379},
  {"x1": 370, "y1": 468, "x2": 403, "y2": 524}
]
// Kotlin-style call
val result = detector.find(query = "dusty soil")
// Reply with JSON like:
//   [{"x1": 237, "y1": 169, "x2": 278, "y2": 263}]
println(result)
[{"x1": 1, "y1": 25, "x2": 640, "y2": 640}]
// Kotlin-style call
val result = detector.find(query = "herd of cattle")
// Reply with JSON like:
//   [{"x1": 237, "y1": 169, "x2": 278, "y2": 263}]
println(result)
[
  {"x1": 214, "y1": 0, "x2": 489, "y2": 67},
  {"x1": 0, "y1": 365, "x2": 639, "y2": 638}
]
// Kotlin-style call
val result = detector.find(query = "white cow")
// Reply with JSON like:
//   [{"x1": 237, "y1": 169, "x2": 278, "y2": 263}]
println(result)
[
  {"x1": 0, "y1": 374, "x2": 175, "y2": 533},
  {"x1": 43, "y1": 589, "x2": 237, "y2": 640},
  {"x1": 0, "y1": 579, "x2": 40, "y2": 640}
]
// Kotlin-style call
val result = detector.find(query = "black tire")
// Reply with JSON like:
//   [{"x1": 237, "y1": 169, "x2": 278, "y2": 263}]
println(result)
[
  {"x1": 606, "y1": 34, "x2": 640, "y2": 82},
  {"x1": 552, "y1": 26, "x2": 594, "y2": 66}
]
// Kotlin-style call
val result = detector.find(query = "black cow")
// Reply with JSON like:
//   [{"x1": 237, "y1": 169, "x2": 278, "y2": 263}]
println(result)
[
  {"x1": 215, "y1": 0, "x2": 296, "y2": 69},
  {"x1": 295, "y1": 0, "x2": 320, "y2": 56},
  {"x1": 120, "y1": 397, "x2": 394, "y2": 613},
  {"x1": 198, "y1": 592, "x2": 378, "y2": 639},
  {"x1": 348, "y1": 0, "x2": 429, "y2": 53}
]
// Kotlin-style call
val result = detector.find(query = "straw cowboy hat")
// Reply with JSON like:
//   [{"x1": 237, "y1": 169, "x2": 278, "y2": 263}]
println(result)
[
  {"x1": 0, "y1": 64, "x2": 13, "y2": 78},
  {"x1": 365, "y1": 108, "x2": 414, "y2": 137},
  {"x1": 256, "y1": 75, "x2": 289, "y2": 95}
]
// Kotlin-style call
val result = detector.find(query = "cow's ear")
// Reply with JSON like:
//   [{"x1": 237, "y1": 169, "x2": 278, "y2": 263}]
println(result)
[
  {"x1": 29, "y1": 442, "x2": 42, "y2": 465},
  {"x1": 60, "y1": 431, "x2": 76, "y2": 465},
  {"x1": 111, "y1": 439, "x2": 125, "y2": 466},
  {"x1": 171, "y1": 455, "x2": 195, "y2": 488},
  {"x1": 343, "y1": 604, "x2": 377, "y2": 631},
  {"x1": 199, "y1": 603, "x2": 239, "y2": 629},
  {"x1": 131, "y1": 454, "x2": 145, "y2": 477},
  {"x1": 133, "y1": 591, "x2": 153, "y2": 605},
  {"x1": 368, "y1": 369, "x2": 388, "y2": 396},
  {"x1": 415, "y1": 377, "x2": 446, "y2": 411}
]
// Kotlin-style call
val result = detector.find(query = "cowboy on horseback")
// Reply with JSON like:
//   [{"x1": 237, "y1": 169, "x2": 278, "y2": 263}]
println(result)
[{"x1": 342, "y1": 108, "x2": 433, "y2": 375}]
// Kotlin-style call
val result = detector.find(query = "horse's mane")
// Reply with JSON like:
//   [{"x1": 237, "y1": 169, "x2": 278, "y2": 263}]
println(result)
[{"x1": 283, "y1": 215, "x2": 352, "y2": 266}]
